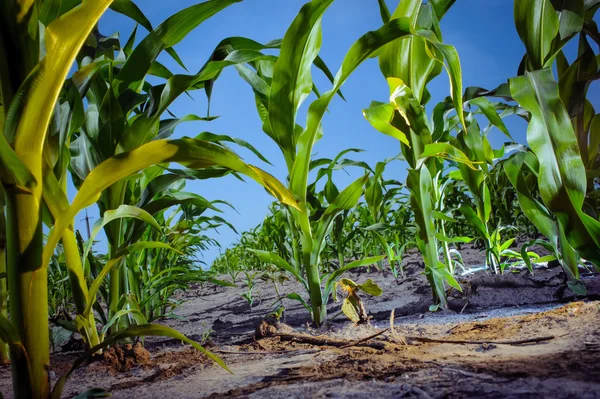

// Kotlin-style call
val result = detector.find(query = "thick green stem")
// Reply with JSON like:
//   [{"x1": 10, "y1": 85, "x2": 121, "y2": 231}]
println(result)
[
  {"x1": 295, "y1": 207, "x2": 327, "y2": 327},
  {"x1": 6, "y1": 188, "x2": 49, "y2": 399},
  {"x1": 303, "y1": 249, "x2": 326, "y2": 327},
  {"x1": 437, "y1": 219, "x2": 454, "y2": 276}
]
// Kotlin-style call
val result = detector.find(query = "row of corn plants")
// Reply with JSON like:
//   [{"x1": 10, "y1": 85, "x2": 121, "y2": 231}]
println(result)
[
  {"x1": 0, "y1": 0, "x2": 598, "y2": 397},
  {"x1": 212, "y1": 0, "x2": 599, "y2": 321},
  {"x1": 0, "y1": 0, "x2": 304, "y2": 397}
]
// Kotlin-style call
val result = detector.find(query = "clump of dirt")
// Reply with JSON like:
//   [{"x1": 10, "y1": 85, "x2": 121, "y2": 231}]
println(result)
[
  {"x1": 102, "y1": 343, "x2": 151, "y2": 373},
  {"x1": 255, "y1": 316, "x2": 279, "y2": 339},
  {"x1": 255, "y1": 315, "x2": 295, "y2": 339}
]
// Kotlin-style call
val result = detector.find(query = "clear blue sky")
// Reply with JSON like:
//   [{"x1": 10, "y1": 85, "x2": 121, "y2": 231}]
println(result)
[{"x1": 74, "y1": 0, "x2": 598, "y2": 267}]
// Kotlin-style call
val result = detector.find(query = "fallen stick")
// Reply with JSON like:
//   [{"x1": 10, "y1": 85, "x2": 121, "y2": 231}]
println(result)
[
  {"x1": 272, "y1": 332, "x2": 387, "y2": 350},
  {"x1": 339, "y1": 328, "x2": 389, "y2": 349},
  {"x1": 215, "y1": 349, "x2": 318, "y2": 355},
  {"x1": 405, "y1": 335, "x2": 555, "y2": 346}
]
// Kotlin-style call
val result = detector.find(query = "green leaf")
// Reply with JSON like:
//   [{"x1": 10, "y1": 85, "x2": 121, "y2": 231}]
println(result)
[
  {"x1": 362, "y1": 101, "x2": 410, "y2": 146},
  {"x1": 291, "y1": 17, "x2": 420, "y2": 204},
  {"x1": 504, "y1": 152, "x2": 559, "y2": 247},
  {"x1": 419, "y1": 142, "x2": 481, "y2": 170},
  {"x1": 43, "y1": 138, "x2": 298, "y2": 270},
  {"x1": 432, "y1": 210, "x2": 454, "y2": 222},
  {"x1": 195, "y1": 132, "x2": 272, "y2": 165},
  {"x1": 101, "y1": 309, "x2": 148, "y2": 336},
  {"x1": 323, "y1": 255, "x2": 385, "y2": 299},
  {"x1": 248, "y1": 249, "x2": 306, "y2": 289},
  {"x1": 8, "y1": 0, "x2": 113, "y2": 188},
  {"x1": 268, "y1": 0, "x2": 334, "y2": 167},
  {"x1": 551, "y1": 0, "x2": 585, "y2": 39},
  {"x1": 514, "y1": 0, "x2": 560, "y2": 69},
  {"x1": 435, "y1": 233, "x2": 473, "y2": 244},
  {"x1": 376, "y1": 0, "x2": 391, "y2": 23},
  {"x1": 467, "y1": 97, "x2": 513, "y2": 140},
  {"x1": 313, "y1": 175, "x2": 369, "y2": 252},
  {"x1": 458, "y1": 206, "x2": 488, "y2": 239},
  {"x1": 357, "y1": 279, "x2": 383, "y2": 296},
  {"x1": 567, "y1": 279, "x2": 587, "y2": 295},
  {"x1": 156, "y1": 115, "x2": 218, "y2": 140},
  {"x1": 285, "y1": 293, "x2": 312, "y2": 316},
  {"x1": 83, "y1": 241, "x2": 177, "y2": 317},
  {"x1": 117, "y1": 50, "x2": 273, "y2": 152},
  {"x1": 431, "y1": 262, "x2": 461, "y2": 291},
  {"x1": 430, "y1": 0, "x2": 456, "y2": 19},
  {"x1": 341, "y1": 297, "x2": 361, "y2": 323},
  {"x1": 82, "y1": 204, "x2": 161, "y2": 264},
  {"x1": 110, "y1": 0, "x2": 153, "y2": 31},
  {"x1": 510, "y1": 68, "x2": 600, "y2": 265},
  {"x1": 113, "y1": 0, "x2": 241, "y2": 95}
]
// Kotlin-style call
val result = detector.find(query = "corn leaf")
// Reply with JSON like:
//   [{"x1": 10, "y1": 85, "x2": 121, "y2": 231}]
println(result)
[
  {"x1": 363, "y1": 101, "x2": 410, "y2": 146},
  {"x1": 83, "y1": 241, "x2": 177, "y2": 317},
  {"x1": 248, "y1": 249, "x2": 306, "y2": 288},
  {"x1": 291, "y1": 17, "x2": 419, "y2": 203},
  {"x1": 514, "y1": 0, "x2": 559, "y2": 69},
  {"x1": 13, "y1": 0, "x2": 114, "y2": 161},
  {"x1": 268, "y1": 0, "x2": 334, "y2": 166},
  {"x1": 510, "y1": 68, "x2": 600, "y2": 265},
  {"x1": 43, "y1": 138, "x2": 297, "y2": 268},
  {"x1": 113, "y1": 0, "x2": 241, "y2": 95},
  {"x1": 504, "y1": 152, "x2": 559, "y2": 247},
  {"x1": 81, "y1": 204, "x2": 161, "y2": 263},
  {"x1": 313, "y1": 175, "x2": 369, "y2": 253}
]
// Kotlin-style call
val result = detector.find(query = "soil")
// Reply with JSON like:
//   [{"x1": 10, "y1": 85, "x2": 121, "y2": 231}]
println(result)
[{"x1": 0, "y1": 247, "x2": 599, "y2": 398}]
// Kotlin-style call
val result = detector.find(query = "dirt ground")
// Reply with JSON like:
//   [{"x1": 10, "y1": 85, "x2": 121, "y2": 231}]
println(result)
[{"x1": 0, "y1": 249, "x2": 599, "y2": 398}]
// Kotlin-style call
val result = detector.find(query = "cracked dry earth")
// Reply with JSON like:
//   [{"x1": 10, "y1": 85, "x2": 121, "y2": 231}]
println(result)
[{"x1": 0, "y1": 257, "x2": 599, "y2": 398}]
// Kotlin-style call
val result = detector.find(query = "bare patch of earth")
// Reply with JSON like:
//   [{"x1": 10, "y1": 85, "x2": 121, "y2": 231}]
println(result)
[{"x1": 0, "y1": 247, "x2": 598, "y2": 398}]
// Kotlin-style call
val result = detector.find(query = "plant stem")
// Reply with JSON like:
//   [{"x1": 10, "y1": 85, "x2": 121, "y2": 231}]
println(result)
[
  {"x1": 304, "y1": 249, "x2": 326, "y2": 327},
  {"x1": 62, "y1": 229, "x2": 100, "y2": 348},
  {"x1": 6, "y1": 187, "x2": 49, "y2": 399}
]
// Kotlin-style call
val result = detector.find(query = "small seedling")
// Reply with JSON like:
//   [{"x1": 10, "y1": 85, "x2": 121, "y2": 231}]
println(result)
[
  {"x1": 200, "y1": 321, "x2": 215, "y2": 344},
  {"x1": 335, "y1": 278, "x2": 383, "y2": 324},
  {"x1": 240, "y1": 271, "x2": 258, "y2": 311}
]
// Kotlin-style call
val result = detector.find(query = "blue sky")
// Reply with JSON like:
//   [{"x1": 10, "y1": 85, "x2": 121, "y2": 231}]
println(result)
[{"x1": 77, "y1": 0, "x2": 598, "y2": 267}]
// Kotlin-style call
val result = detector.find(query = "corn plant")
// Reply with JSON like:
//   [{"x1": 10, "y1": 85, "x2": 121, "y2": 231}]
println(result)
[
  {"x1": 450, "y1": 99, "x2": 516, "y2": 274},
  {"x1": 504, "y1": 151, "x2": 586, "y2": 292},
  {"x1": 510, "y1": 0, "x2": 600, "y2": 272},
  {"x1": 240, "y1": 270, "x2": 258, "y2": 311},
  {"x1": 363, "y1": 158, "x2": 414, "y2": 278},
  {"x1": 222, "y1": 0, "x2": 459, "y2": 326},
  {"x1": 126, "y1": 198, "x2": 236, "y2": 323},
  {"x1": 0, "y1": 1, "x2": 301, "y2": 397},
  {"x1": 364, "y1": 0, "x2": 472, "y2": 308}
]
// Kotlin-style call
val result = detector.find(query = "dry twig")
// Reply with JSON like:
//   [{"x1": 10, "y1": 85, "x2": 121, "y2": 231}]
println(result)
[
  {"x1": 339, "y1": 328, "x2": 389, "y2": 349},
  {"x1": 405, "y1": 335, "x2": 555, "y2": 346},
  {"x1": 272, "y1": 332, "x2": 387, "y2": 350},
  {"x1": 389, "y1": 309, "x2": 408, "y2": 346}
]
